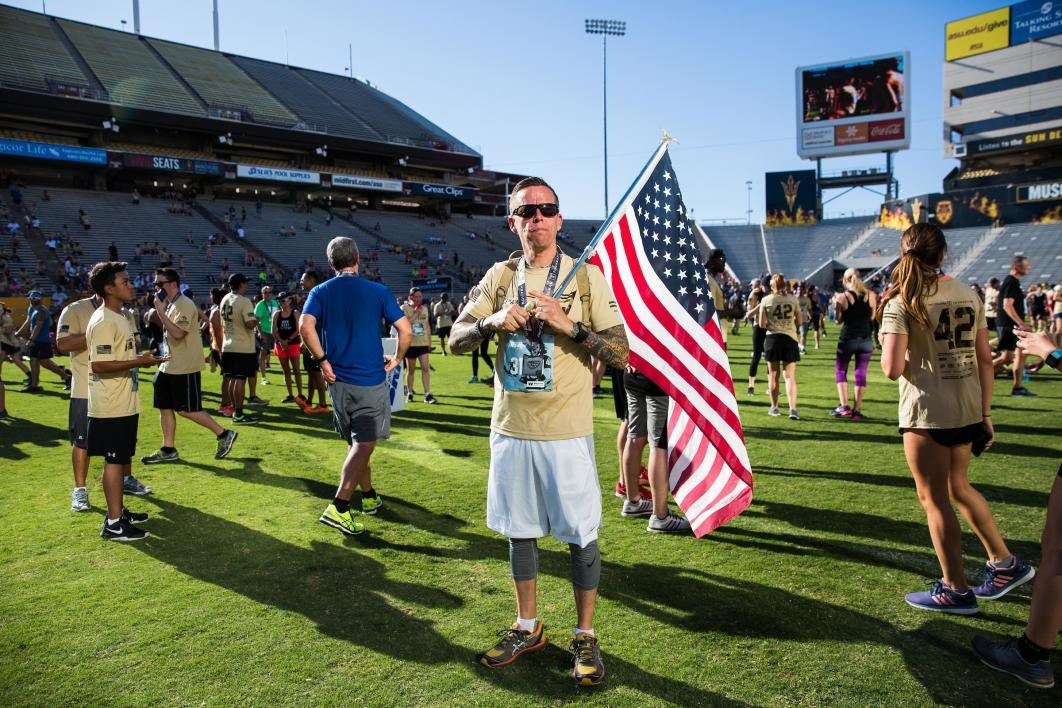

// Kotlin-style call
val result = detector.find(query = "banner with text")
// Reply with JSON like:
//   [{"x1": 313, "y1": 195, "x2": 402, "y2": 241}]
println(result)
[
  {"x1": 236, "y1": 164, "x2": 319, "y2": 185},
  {"x1": 331, "y1": 174, "x2": 403, "y2": 192},
  {"x1": 402, "y1": 182, "x2": 478, "y2": 200},
  {"x1": 122, "y1": 153, "x2": 223, "y2": 176},
  {"x1": 0, "y1": 139, "x2": 106, "y2": 165}
]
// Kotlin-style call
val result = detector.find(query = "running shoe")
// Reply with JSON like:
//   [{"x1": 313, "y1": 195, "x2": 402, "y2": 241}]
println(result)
[
  {"x1": 788, "y1": 408, "x2": 800, "y2": 420},
  {"x1": 406, "y1": 391, "x2": 414, "y2": 403},
  {"x1": 851, "y1": 409, "x2": 866, "y2": 421},
  {"x1": 141, "y1": 448, "x2": 180, "y2": 465},
  {"x1": 312, "y1": 405, "x2": 331, "y2": 415},
  {"x1": 121, "y1": 507, "x2": 149, "y2": 524},
  {"x1": 233, "y1": 413, "x2": 258, "y2": 425},
  {"x1": 122, "y1": 475, "x2": 152, "y2": 496},
  {"x1": 319, "y1": 503, "x2": 363, "y2": 536},
  {"x1": 972, "y1": 558, "x2": 1035, "y2": 600},
  {"x1": 592, "y1": 386, "x2": 605, "y2": 398},
  {"x1": 100, "y1": 517, "x2": 148, "y2": 542},
  {"x1": 215, "y1": 429, "x2": 238, "y2": 460},
  {"x1": 246, "y1": 396, "x2": 269, "y2": 407},
  {"x1": 294, "y1": 394, "x2": 308, "y2": 409},
  {"x1": 746, "y1": 386, "x2": 754, "y2": 396},
  {"x1": 647, "y1": 513, "x2": 692, "y2": 534},
  {"x1": 1010, "y1": 387, "x2": 1037, "y2": 397},
  {"x1": 829, "y1": 405, "x2": 852, "y2": 418},
  {"x1": 479, "y1": 621, "x2": 547, "y2": 668},
  {"x1": 971, "y1": 635, "x2": 1054, "y2": 689},
  {"x1": 424, "y1": 393, "x2": 438, "y2": 404},
  {"x1": 468, "y1": 376, "x2": 479, "y2": 384},
  {"x1": 282, "y1": 394, "x2": 295, "y2": 403},
  {"x1": 217, "y1": 405, "x2": 234, "y2": 417},
  {"x1": 19, "y1": 384, "x2": 43, "y2": 393},
  {"x1": 904, "y1": 580, "x2": 979, "y2": 615},
  {"x1": 260, "y1": 377, "x2": 269, "y2": 385},
  {"x1": 70, "y1": 487, "x2": 89, "y2": 512},
  {"x1": 767, "y1": 406, "x2": 780, "y2": 416},
  {"x1": 361, "y1": 495, "x2": 383, "y2": 516},
  {"x1": 613, "y1": 481, "x2": 652, "y2": 501},
  {"x1": 621, "y1": 498, "x2": 653, "y2": 517},
  {"x1": 570, "y1": 632, "x2": 605, "y2": 686}
]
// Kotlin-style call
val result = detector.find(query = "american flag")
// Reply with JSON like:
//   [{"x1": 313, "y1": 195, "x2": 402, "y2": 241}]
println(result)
[{"x1": 586, "y1": 143, "x2": 753, "y2": 536}]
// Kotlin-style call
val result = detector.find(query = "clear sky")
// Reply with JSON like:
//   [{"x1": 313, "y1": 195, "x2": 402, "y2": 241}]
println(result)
[{"x1": 7, "y1": 0, "x2": 1002, "y2": 222}]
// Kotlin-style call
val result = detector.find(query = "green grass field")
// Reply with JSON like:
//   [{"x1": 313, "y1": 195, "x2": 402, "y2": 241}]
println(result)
[{"x1": 0, "y1": 331, "x2": 1058, "y2": 706}]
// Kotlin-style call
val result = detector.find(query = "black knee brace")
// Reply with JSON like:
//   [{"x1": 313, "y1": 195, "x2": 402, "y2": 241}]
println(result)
[
  {"x1": 569, "y1": 540, "x2": 601, "y2": 590},
  {"x1": 509, "y1": 537, "x2": 539, "y2": 581}
]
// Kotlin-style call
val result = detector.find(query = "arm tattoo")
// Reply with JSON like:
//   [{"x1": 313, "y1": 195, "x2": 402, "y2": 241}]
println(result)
[
  {"x1": 583, "y1": 324, "x2": 628, "y2": 369},
  {"x1": 449, "y1": 313, "x2": 484, "y2": 355}
]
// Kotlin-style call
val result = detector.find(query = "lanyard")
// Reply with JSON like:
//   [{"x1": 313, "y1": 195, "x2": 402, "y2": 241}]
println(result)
[{"x1": 516, "y1": 249, "x2": 562, "y2": 341}]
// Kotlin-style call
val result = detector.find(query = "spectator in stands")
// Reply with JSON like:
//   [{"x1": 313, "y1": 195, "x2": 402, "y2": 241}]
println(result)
[
  {"x1": 991, "y1": 255, "x2": 1035, "y2": 396},
  {"x1": 878, "y1": 223, "x2": 1034, "y2": 617},
  {"x1": 759, "y1": 274, "x2": 802, "y2": 419},
  {"x1": 78, "y1": 209, "x2": 91, "y2": 231},
  {"x1": 131, "y1": 188, "x2": 140, "y2": 205}
]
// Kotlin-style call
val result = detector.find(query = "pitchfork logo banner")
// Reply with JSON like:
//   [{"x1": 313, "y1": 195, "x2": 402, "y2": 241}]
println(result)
[{"x1": 587, "y1": 142, "x2": 753, "y2": 536}]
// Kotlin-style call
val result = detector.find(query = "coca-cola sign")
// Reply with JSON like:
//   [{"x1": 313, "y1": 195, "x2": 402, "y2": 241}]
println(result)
[{"x1": 869, "y1": 119, "x2": 905, "y2": 142}]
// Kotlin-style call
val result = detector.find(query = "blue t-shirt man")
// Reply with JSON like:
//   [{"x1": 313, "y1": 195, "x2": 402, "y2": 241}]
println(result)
[
  {"x1": 302, "y1": 274, "x2": 405, "y2": 386},
  {"x1": 29, "y1": 302, "x2": 52, "y2": 344}
]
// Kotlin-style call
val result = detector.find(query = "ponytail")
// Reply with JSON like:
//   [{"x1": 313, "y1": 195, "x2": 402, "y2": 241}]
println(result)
[{"x1": 873, "y1": 224, "x2": 947, "y2": 327}]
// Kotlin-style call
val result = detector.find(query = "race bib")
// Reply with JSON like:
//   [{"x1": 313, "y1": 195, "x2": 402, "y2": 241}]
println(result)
[
  {"x1": 500, "y1": 332, "x2": 554, "y2": 392},
  {"x1": 412, "y1": 322, "x2": 426, "y2": 337}
]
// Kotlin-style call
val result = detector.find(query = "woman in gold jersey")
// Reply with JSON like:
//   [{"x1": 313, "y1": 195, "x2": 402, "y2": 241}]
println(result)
[
  {"x1": 758, "y1": 273, "x2": 802, "y2": 419},
  {"x1": 877, "y1": 224, "x2": 1034, "y2": 616}
]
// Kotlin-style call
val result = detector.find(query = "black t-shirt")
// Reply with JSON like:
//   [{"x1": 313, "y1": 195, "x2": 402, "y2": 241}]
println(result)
[{"x1": 998, "y1": 275, "x2": 1025, "y2": 328}]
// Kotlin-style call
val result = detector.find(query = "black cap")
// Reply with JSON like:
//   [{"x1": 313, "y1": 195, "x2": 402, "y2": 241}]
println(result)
[{"x1": 708, "y1": 248, "x2": 726, "y2": 261}]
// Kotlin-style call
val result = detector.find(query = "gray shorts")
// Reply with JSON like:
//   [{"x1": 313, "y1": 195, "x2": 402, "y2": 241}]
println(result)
[
  {"x1": 328, "y1": 380, "x2": 391, "y2": 444},
  {"x1": 627, "y1": 391, "x2": 668, "y2": 450},
  {"x1": 486, "y1": 433, "x2": 601, "y2": 547},
  {"x1": 68, "y1": 397, "x2": 88, "y2": 449}
]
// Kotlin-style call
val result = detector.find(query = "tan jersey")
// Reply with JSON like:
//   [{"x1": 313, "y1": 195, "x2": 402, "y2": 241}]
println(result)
[
  {"x1": 57, "y1": 297, "x2": 99, "y2": 400},
  {"x1": 433, "y1": 300, "x2": 454, "y2": 329},
  {"x1": 880, "y1": 277, "x2": 987, "y2": 429},
  {"x1": 798, "y1": 295, "x2": 812, "y2": 317},
  {"x1": 402, "y1": 303, "x2": 431, "y2": 346},
  {"x1": 220, "y1": 292, "x2": 256, "y2": 353},
  {"x1": 461, "y1": 254, "x2": 624, "y2": 441},
  {"x1": 1, "y1": 312, "x2": 19, "y2": 347},
  {"x1": 160, "y1": 294, "x2": 204, "y2": 375},
  {"x1": 707, "y1": 274, "x2": 725, "y2": 312},
  {"x1": 86, "y1": 307, "x2": 142, "y2": 418},
  {"x1": 760, "y1": 293, "x2": 800, "y2": 342}
]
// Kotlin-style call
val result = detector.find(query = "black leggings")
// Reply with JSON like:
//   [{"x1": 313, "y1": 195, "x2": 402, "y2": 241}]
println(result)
[
  {"x1": 748, "y1": 325, "x2": 767, "y2": 379},
  {"x1": 472, "y1": 337, "x2": 494, "y2": 378}
]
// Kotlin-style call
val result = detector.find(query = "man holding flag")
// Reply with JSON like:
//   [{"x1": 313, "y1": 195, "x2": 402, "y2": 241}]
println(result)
[{"x1": 450, "y1": 177, "x2": 628, "y2": 687}]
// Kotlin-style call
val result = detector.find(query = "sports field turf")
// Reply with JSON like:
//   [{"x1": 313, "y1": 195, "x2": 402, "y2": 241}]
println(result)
[{"x1": 0, "y1": 331, "x2": 1057, "y2": 706}]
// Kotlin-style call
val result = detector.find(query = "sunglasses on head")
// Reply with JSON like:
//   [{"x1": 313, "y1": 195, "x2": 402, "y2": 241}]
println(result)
[{"x1": 511, "y1": 203, "x2": 559, "y2": 219}]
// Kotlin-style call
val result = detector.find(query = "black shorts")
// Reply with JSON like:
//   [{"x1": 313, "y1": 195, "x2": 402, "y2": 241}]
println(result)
[
  {"x1": 68, "y1": 397, "x2": 88, "y2": 449},
  {"x1": 153, "y1": 371, "x2": 203, "y2": 412},
  {"x1": 611, "y1": 367, "x2": 627, "y2": 420},
  {"x1": 436, "y1": 326, "x2": 452, "y2": 339},
  {"x1": 996, "y1": 327, "x2": 1018, "y2": 353},
  {"x1": 302, "y1": 349, "x2": 321, "y2": 374},
  {"x1": 28, "y1": 341, "x2": 53, "y2": 359},
  {"x1": 209, "y1": 349, "x2": 222, "y2": 366},
  {"x1": 764, "y1": 334, "x2": 801, "y2": 364},
  {"x1": 405, "y1": 345, "x2": 430, "y2": 360},
  {"x1": 1, "y1": 342, "x2": 19, "y2": 356},
  {"x1": 986, "y1": 316, "x2": 997, "y2": 332},
  {"x1": 222, "y1": 351, "x2": 257, "y2": 379},
  {"x1": 87, "y1": 414, "x2": 139, "y2": 464},
  {"x1": 900, "y1": 422, "x2": 991, "y2": 457}
]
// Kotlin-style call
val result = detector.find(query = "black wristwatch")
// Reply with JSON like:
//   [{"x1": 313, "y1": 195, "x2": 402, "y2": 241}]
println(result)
[
  {"x1": 315, "y1": 354, "x2": 328, "y2": 364},
  {"x1": 1047, "y1": 348, "x2": 1062, "y2": 371},
  {"x1": 571, "y1": 321, "x2": 591, "y2": 344}
]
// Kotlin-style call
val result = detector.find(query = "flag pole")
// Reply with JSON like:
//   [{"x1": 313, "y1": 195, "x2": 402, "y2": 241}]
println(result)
[{"x1": 555, "y1": 134, "x2": 674, "y2": 294}]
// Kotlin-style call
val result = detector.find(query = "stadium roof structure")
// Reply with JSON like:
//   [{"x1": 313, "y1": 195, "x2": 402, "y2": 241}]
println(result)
[{"x1": 0, "y1": 5, "x2": 479, "y2": 169}]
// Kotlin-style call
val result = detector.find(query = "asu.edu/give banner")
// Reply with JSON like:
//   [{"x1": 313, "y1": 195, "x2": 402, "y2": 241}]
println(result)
[{"x1": 946, "y1": 6, "x2": 1010, "y2": 61}]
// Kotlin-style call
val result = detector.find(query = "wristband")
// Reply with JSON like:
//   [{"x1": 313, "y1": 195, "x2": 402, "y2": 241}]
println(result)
[
  {"x1": 1047, "y1": 348, "x2": 1062, "y2": 370},
  {"x1": 315, "y1": 354, "x2": 328, "y2": 364},
  {"x1": 476, "y1": 318, "x2": 490, "y2": 338},
  {"x1": 571, "y1": 321, "x2": 590, "y2": 344}
]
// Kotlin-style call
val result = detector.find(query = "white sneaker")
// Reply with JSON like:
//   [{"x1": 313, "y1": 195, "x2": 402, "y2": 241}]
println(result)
[
  {"x1": 621, "y1": 498, "x2": 653, "y2": 517},
  {"x1": 647, "y1": 513, "x2": 692, "y2": 534},
  {"x1": 71, "y1": 487, "x2": 90, "y2": 512},
  {"x1": 767, "y1": 406, "x2": 780, "y2": 416},
  {"x1": 261, "y1": 377, "x2": 270, "y2": 385}
]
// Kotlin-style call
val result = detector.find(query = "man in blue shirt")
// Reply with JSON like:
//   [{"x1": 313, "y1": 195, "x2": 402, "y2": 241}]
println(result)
[
  {"x1": 300, "y1": 237, "x2": 411, "y2": 535},
  {"x1": 18, "y1": 290, "x2": 70, "y2": 392}
]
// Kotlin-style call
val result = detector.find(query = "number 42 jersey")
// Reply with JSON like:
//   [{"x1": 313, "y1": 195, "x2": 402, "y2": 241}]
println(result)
[{"x1": 880, "y1": 276, "x2": 987, "y2": 429}]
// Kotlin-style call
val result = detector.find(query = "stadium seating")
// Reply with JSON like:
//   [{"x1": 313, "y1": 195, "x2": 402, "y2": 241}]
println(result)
[
  {"x1": 0, "y1": 7, "x2": 88, "y2": 92},
  {"x1": 700, "y1": 225, "x2": 769, "y2": 282},
  {"x1": 57, "y1": 18, "x2": 204, "y2": 116},
  {"x1": 147, "y1": 39, "x2": 298, "y2": 127},
  {"x1": 953, "y1": 222, "x2": 1062, "y2": 283},
  {"x1": 764, "y1": 217, "x2": 873, "y2": 280}
]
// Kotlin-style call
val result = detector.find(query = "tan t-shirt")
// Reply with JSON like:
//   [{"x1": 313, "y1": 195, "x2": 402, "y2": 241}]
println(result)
[
  {"x1": 220, "y1": 292, "x2": 256, "y2": 353},
  {"x1": 0, "y1": 312, "x2": 19, "y2": 347},
  {"x1": 160, "y1": 294, "x2": 204, "y2": 375},
  {"x1": 57, "y1": 297, "x2": 99, "y2": 400},
  {"x1": 880, "y1": 277, "x2": 986, "y2": 429},
  {"x1": 402, "y1": 303, "x2": 432, "y2": 346},
  {"x1": 433, "y1": 300, "x2": 454, "y2": 329},
  {"x1": 86, "y1": 307, "x2": 142, "y2": 418},
  {"x1": 461, "y1": 254, "x2": 624, "y2": 441},
  {"x1": 760, "y1": 293, "x2": 800, "y2": 342},
  {"x1": 707, "y1": 275, "x2": 725, "y2": 311}
]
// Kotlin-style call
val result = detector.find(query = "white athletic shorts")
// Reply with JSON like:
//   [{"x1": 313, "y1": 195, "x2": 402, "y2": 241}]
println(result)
[{"x1": 486, "y1": 432, "x2": 602, "y2": 547}]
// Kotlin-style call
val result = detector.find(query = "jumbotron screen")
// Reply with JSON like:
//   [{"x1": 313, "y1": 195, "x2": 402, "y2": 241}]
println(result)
[{"x1": 795, "y1": 51, "x2": 911, "y2": 159}]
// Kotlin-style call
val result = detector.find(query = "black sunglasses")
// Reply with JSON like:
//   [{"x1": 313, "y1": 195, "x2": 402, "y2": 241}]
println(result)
[
  {"x1": 154, "y1": 280, "x2": 172, "y2": 286},
  {"x1": 511, "y1": 203, "x2": 559, "y2": 219}
]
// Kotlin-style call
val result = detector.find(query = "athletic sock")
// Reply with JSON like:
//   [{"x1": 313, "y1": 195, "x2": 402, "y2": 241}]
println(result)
[
  {"x1": 516, "y1": 617, "x2": 537, "y2": 633},
  {"x1": 106, "y1": 517, "x2": 120, "y2": 525},
  {"x1": 333, "y1": 497, "x2": 350, "y2": 513},
  {"x1": 574, "y1": 627, "x2": 595, "y2": 637},
  {"x1": 161, "y1": 446, "x2": 176, "y2": 454},
  {"x1": 988, "y1": 554, "x2": 1016, "y2": 569},
  {"x1": 363, "y1": 488, "x2": 377, "y2": 499},
  {"x1": 1018, "y1": 633, "x2": 1051, "y2": 663}
]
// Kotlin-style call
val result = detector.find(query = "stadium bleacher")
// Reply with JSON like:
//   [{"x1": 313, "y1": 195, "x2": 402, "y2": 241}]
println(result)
[
  {"x1": 700, "y1": 225, "x2": 768, "y2": 282},
  {"x1": 0, "y1": 7, "x2": 89, "y2": 92},
  {"x1": 953, "y1": 222, "x2": 1062, "y2": 284}
]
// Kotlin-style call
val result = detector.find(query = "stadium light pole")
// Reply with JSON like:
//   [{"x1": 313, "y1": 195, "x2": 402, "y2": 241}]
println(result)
[
  {"x1": 585, "y1": 19, "x2": 626, "y2": 219},
  {"x1": 745, "y1": 180, "x2": 753, "y2": 224}
]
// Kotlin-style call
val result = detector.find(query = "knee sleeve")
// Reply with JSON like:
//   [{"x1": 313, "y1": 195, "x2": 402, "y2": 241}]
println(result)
[
  {"x1": 509, "y1": 538, "x2": 538, "y2": 581},
  {"x1": 569, "y1": 540, "x2": 601, "y2": 590},
  {"x1": 854, "y1": 351, "x2": 872, "y2": 388}
]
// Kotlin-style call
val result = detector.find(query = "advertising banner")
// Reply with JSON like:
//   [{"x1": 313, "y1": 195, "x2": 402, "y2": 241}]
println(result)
[
  {"x1": 236, "y1": 164, "x2": 319, "y2": 185},
  {"x1": 946, "y1": 7, "x2": 1011, "y2": 61},
  {"x1": 765, "y1": 170, "x2": 819, "y2": 227},
  {"x1": 331, "y1": 174, "x2": 403, "y2": 192},
  {"x1": 795, "y1": 52, "x2": 910, "y2": 159},
  {"x1": 0, "y1": 139, "x2": 106, "y2": 165},
  {"x1": 410, "y1": 276, "x2": 453, "y2": 295},
  {"x1": 1010, "y1": 0, "x2": 1062, "y2": 44},
  {"x1": 881, "y1": 184, "x2": 1062, "y2": 229},
  {"x1": 966, "y1": 126, "x2": 1062, "y2": 156},
  {"x1": 403, "y1": 182, "x2": 477, "y2": 200},
  {"x1": 382, "y1": 337, "x2": 405, "y2": 413}
]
